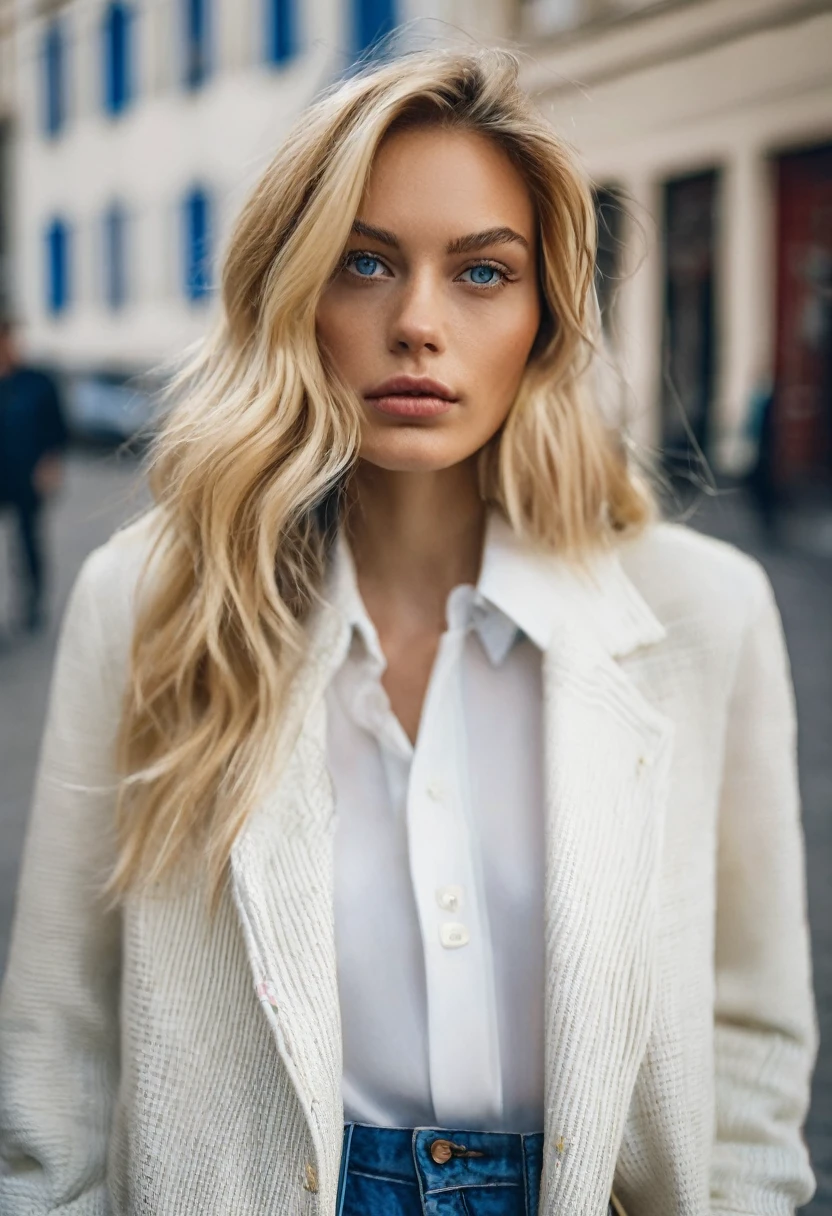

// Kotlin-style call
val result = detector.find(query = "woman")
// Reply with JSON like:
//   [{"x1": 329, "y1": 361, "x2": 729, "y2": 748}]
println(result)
[{"x1": 0, "y1": 48, "x2": 817, "y2": 1216}]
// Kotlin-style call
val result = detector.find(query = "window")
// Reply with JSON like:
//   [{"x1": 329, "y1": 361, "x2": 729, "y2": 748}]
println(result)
[
  {"x1": 183, "y1": 188, "x2": 212, "y2": 301},
  {"x1": 42, "y1": 18, "x2": 67, "y2": 137},
  {"x1": 353, "y1": 0, "x2": 395, "y2": 57},
  {"x1": 266, "y1": 0, "x2": 295, "y2": 65},
  {"x1": 45, "y1": 218, "x2": 72, "y2": 315},
  {"x1": 104, "y1": 202, "x2": 128, "y2": 309},
  {"x1": 103, "y1": 3, "x2": 134, "y2": 116},
  {"x1": 183, "y1": 0, "x2": 210, "y2": 90}
]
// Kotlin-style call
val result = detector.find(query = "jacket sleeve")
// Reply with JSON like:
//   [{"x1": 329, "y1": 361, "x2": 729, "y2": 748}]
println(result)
[
  {"x1": 710, "y1": 564, "x2": 818, "y2": 1215},
  {"x1": 0, "y1": 550, "x2": 124, "y2": 1215}
]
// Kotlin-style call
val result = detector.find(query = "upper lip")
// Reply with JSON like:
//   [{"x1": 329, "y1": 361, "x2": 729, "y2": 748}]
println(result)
[{"x1": 364, "y1": 375, "x2": 458, "y2": 401}]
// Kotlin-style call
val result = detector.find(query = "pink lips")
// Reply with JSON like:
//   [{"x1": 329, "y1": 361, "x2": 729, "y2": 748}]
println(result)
[{"x1": 364, "y1": 375, "x2": 458, "y2": 419}]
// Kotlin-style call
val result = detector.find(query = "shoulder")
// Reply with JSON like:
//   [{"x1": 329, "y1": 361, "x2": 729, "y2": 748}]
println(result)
[
  {"x1": 69, "y1": 508, "x2": 166, "y2": 660},
  {"x1": 14, "y1": 366, "x2": 57, "y2": 396},
  {"x1": 617, "y1": 520, "x2": 774, "y2": 659}
]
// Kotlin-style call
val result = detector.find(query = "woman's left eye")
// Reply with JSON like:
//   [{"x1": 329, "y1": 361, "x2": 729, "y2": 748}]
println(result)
[{"x1": 458, "y1": 263, "x2": 506, "y2": 288}]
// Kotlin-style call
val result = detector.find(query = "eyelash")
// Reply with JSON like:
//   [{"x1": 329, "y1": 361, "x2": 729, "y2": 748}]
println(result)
[{"x1": 341, "y1": 250, "x2": 514, "y2": 291}]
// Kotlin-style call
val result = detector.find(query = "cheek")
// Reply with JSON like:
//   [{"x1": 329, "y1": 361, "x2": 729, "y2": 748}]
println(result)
[
  {"x1": 315, "y1": 295, "x2": 367, "y2": 380},
  {"x1": 463, "y1": 298, "x2": 540, "y2": 411}
]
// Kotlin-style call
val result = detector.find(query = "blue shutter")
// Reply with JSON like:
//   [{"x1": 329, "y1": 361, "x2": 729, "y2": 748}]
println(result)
[
  {"x1": 184, "y1": 0, "x2": 210, "y2": 89},
  {"x1": 266, "y1": 0, "x2": 295, "y2": 65},
  {"x1": 45, "y1": 218, "x2": 71, "y2": 315},
  {"x1": 183, "y1": 188, "x2": 212, "y2": 301},
  {"x1": 104, "y1": 203, "x2": 128, "y2": 309},
  {"x1": 103, "y1": 3, "x2": 133, "y2": 116},
  {"x1": 354, "y1": 0, "x2": 395, "y2": 56},
  {"x1": 42, "y1": 19, "x2": 66, "y2": 137}
]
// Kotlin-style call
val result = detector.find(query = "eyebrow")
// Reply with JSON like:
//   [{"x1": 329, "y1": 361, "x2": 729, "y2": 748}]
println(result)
[{"x1": 351, "y1": 220, "x2": 530, "y2": 254}]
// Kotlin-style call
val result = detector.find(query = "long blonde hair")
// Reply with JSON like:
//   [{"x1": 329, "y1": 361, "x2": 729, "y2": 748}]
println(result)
[{"x1": 110, "y1": 47, "x2": 651, "y2": 908}]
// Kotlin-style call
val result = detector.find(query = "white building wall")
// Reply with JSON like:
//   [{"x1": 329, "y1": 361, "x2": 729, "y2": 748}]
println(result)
[{"x1": 9, "y1": 0, "x2": 376, "y2": 371}]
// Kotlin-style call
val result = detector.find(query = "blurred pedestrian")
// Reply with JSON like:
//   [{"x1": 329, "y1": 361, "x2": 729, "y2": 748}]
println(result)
[
  {"x1": 745, "y1": 377, "x2": 782, "y2": 546},
  {"x1": 0, "y1": 317, "x2": 69, "y2": 632}
]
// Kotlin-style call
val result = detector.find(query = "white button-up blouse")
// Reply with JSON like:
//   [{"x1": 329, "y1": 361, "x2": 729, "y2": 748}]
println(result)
[{"x1": 326, "y1": 514, "x2": 553, "y2": 1134}]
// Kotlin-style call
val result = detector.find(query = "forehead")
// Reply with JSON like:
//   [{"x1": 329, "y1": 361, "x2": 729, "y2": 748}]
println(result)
[{"x1": 359, "y1": 125, "x2": 536, "y2": 243}]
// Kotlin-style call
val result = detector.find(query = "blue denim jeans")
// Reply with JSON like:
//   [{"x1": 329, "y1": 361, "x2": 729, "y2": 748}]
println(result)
[{"x1": 337, "y1": 1123, "x2": 617, "y2": 1215}]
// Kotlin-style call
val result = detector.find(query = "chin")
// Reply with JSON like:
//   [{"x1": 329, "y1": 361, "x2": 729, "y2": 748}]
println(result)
[{"x1": 359, "y1": 430, "x2": 479, "y2": 473}]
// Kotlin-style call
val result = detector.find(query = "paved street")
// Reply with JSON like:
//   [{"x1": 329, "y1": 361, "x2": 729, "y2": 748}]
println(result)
[{"x1": 0, "y1": 453, "x2": 830, "y2": 1210}]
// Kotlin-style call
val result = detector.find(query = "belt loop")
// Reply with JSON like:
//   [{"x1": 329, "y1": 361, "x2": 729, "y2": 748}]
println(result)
[{"x1": 336, "y1": 1123, "x2": 354, "y2": 1216}]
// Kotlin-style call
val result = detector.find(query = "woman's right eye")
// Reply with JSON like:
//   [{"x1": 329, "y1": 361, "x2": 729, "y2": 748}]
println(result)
[{"x1": 343, "y1": 251, "x2": 389, "y2": 279}]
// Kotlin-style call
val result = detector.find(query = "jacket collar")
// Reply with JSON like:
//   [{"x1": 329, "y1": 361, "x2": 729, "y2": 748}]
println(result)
[{"x1": 478, "y1": 513, "x2": 666, "y2": 659}]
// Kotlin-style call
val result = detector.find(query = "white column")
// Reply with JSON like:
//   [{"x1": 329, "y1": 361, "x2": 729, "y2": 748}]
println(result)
[
  {"x1": 614, "y1": 173, "x2": 663, "y2": 458},
  {"x1": 714, "y1": 147, "x2": 774, "y2": 474}
]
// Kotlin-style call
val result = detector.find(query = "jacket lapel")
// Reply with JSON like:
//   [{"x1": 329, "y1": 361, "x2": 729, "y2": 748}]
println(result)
[
  {"x1": 537, "y1": 553, "x2": 674, "y2": 1215},
  {"x1": 229, "y1": 602, "x2": 350, "y2": 1212}
]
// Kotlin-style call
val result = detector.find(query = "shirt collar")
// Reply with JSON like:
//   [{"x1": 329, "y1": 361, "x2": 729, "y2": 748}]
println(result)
[
  {"x1": 323, "y1": 509, "x2": 667, "y2": 668},
  {"x1": 324, "y1": 513, "x2": 558, "y2": 670}
]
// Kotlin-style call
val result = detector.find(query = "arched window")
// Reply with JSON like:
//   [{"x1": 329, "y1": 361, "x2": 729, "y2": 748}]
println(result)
[
  {"x1": 183, "y1": 0, "x2": 210, "y2": 90},
  {"x1": 42, "y1": 18, "x2": 67, "y2": 137},
  {"x1": 104, "y1": 202, "x2": 128, "y2": 309},
  {"x1": 266, "y1": 0, "x2": 295, "y2": 66},
  {"x1": 354, "y1": 0, "x2": 395, "y2": 57},
  {"x1": 45, "y1": 217, "x2": 72, "y2": 315},
  {"x1": 183, "y1": 187, "x2": 212, "y2": 302},
  {"x1": 103, "y1": 3, "x2": 134, "y2": 116}
]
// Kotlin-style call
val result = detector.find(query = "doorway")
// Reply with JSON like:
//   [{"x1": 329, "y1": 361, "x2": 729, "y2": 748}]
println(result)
[
  {"x1": 774, "y1": 144, "x2": 832, "y2": 491},
  {"x1": 660, "y1": 170, "x2": 719, "y2": 475}
]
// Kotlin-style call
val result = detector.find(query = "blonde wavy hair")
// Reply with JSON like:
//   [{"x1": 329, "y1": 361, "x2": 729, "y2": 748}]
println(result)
[{"x1": 109, "y1": 46, "x2": 651, "y2": 909}]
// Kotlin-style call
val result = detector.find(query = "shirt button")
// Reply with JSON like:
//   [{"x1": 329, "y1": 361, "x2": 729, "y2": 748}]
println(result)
[
  {"x1": 439, "y1": 922, "x2": 470, "y2": 949},
  {"x1": 436, "y1": 885, "x2": 463, "y2": 913},
  {"x1": 426, "y1": 780, "x2": 443, "y2": 802}
]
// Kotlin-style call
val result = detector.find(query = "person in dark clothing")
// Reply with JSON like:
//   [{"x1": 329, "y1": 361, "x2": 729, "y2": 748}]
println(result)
[
  {"x1": 0, "y1": 319, "x2": 69, "y2": 632},
  {"x1": 744, "y1": 380, "x2": 781, "y2": 547}
]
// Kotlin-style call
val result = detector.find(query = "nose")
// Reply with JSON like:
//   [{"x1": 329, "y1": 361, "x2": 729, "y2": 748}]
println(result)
[{"x1": 388, "y1": 270, "x2": 445, "y2": 355}]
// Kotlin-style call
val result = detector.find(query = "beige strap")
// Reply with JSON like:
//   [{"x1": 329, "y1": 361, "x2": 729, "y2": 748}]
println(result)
[{"x1": 610, "y1": 1192, "x2": 629, "y2": 1216}]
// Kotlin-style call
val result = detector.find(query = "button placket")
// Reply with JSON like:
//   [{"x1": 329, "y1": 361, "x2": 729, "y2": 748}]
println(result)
[{"x1": 405, "y1": 627, "x2": 503, "y2": 1126}]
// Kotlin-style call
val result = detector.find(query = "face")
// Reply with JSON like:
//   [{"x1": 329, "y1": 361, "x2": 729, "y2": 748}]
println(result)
[{"x1": 315, "y1": 125, "x2": 541, "y2": 473}]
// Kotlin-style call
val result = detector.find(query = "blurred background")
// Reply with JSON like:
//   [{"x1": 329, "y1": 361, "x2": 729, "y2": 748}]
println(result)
[{"x1": 0, "y1": 0, "x2": 830, "y2": 1208}]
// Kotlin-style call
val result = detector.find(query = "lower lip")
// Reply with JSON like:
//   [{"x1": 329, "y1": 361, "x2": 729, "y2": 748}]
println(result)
[{"x1": 366, "y1": 394, "x2": 455, "y2": 419}]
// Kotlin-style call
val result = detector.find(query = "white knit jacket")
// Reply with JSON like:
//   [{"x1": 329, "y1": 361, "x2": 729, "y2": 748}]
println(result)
[{"x1": 0, "y1": 512, "x2": 818, "y2": 1216}]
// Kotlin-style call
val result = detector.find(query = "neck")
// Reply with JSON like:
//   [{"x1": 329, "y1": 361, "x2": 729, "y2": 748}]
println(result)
[{"x1": 346, "y1": 459, "x2": 486, "y2": 624}]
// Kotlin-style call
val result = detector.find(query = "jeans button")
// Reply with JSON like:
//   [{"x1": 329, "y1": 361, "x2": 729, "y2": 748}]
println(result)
[{"x1": 429, "y1": 1138, "x2": 453, "y2": 1164}]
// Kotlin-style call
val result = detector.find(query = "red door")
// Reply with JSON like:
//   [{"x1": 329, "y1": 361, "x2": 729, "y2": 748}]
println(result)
[{"x1": 774, "y1": 144, "x2": 832, "y2": 488}]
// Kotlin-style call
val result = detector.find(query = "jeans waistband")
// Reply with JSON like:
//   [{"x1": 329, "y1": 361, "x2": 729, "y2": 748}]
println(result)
[{"x1": 338, "y1": 1122, "x2": 545, "y2": 1216}]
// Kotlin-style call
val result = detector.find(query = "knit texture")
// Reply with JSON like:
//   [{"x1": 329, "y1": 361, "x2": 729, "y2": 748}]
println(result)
[{"x1": 0, "y1": 513, "x2": 818, "y2": 1215}]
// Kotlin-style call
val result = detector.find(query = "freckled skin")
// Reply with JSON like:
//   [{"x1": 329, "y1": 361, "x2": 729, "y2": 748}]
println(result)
[{"x1": 316, "y1": 126, "x2": 542, "y2": 474}]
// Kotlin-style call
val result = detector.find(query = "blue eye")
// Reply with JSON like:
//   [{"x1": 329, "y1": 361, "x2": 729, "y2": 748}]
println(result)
[
  {"x1": 346, "y1": 253, "x2": 385, "y2": 278},
  {"x1": 462, "y1": 264, "x2": 503, "y2": 286}
]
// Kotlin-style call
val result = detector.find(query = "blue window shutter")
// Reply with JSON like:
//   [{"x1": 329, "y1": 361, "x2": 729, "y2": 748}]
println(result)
[
  {"x1": 46, "y1": 218, "x2": 71, "y2": 315},
  {"x1": 42, "y1": 19, "x2": 66, "y2": 137},
  {"x1": 184, "y1": 188, "x2": 212, "y2": 301},
  {"x1": 103, "y1": 3, "x2": 133, "y2": 116},
  {"x1": 266, "y1": 0, "x2": 295, "y2": 65},
  {"x1": 184, "y1": 0, "x2": 210, "y2": 89},
  {"x1": 354, "y1": 0, "x2": 395, "y2": 56},
  {"x1": 104, "y1": 203, "x2": 128, "y2": 309}
]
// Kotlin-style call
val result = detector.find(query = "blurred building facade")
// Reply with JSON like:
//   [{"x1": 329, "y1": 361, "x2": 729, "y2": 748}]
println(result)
[
  {"x1": 0, "y1": 0, "x2": 830, "y2": 489},
  {"x1": 523, "y1": 0, "x2": 832, "y2": 489},
  {"x1": 0, "y1": 0, "x2": 508, "y2": 379}
]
